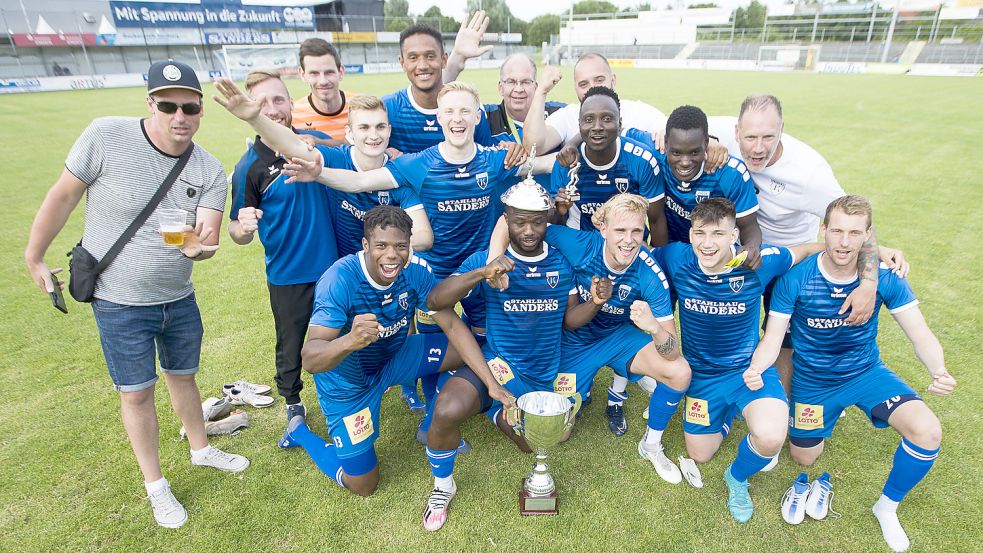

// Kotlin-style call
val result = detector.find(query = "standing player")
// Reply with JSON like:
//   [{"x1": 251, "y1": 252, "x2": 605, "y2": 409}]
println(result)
[
  {"x1": 420, "y1": 181, "x2": 579, "y2": 531},
  {"x1": 292, "y1": 38, "x2": 349, "y2": 142},
  {"x1": 280, "y1": 206, "x2": 507, "y2": 497},
  {"x1": 225, "y1": 71, "x2": 338, "y2": 429},
  {"x1": 709, "y1": 95, "x2": 882, "y2": 395},
  {"x1": 750, "y1": 195, "x2": 954, "y2": 552}
]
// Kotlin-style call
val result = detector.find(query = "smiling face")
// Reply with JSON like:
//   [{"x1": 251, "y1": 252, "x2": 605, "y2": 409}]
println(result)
[
  {"x1": 666, "y1": 127, "x2": 707, "y2": 183},
  {"x1": 346, "y1": 107, "x2": 391, "y2": 158},
  {"x1": 505, "y1": 207, "x2": 548, "y2": 257},
  {"x1": 436, "y1": 89, "x2": 480, "y2": 148},
  {"x1": 399, "y1": 33, "x2": 446, "y2": 94},
  {"x1": 248, "y1": 76, "x2": 292, "y2": 128},
  {"x1": 574, "y1": 56, "x2": 616, "y2": 102},
  {"x1": 146, "y1": 88, "x2": 203, "y2": 148},
  {"x1": 361, "y1": 224, "x2": 411, "y2": 285},
  {"x1": 497, "y1": 56, "x2": 537, "y2": 121},
  {"x1": 737, "y1": 106, "x2": 784, "y2": 171},
  {"x1": 689, "y1": 216, "x2": 739, "y2": 271},
  {"x1": 579, "y1": 94, "x2": 621, "y2": 153},
  {"x1": 301, "y1": 53, "x2": 343, "y2": 105},
  {"x1": 599, "y1": 210, "x2": 646, "y2": 270},
  {"x1": 821, "y1": 208, "x2": 871, "y2": 270}
]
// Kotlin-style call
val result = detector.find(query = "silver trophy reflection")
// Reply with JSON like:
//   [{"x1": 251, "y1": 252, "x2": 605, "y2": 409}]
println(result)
[
  {"x1": 513, "y1": 391, "x2": 582, "y2": 515},
  {"x1": 564, "y1": 161, "x2": 581, "y2": 201}
]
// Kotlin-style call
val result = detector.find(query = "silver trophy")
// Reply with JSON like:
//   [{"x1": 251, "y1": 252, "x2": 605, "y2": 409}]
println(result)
[
  {"x1": 564, "y1": 161, "x2": 581, "y2": 201},
  {"x1": 513, "y1": 391, "x2": 582, "y2": 515},
  {"x1": 522, "y1": 143, "x2": 538, "y2": 186}
]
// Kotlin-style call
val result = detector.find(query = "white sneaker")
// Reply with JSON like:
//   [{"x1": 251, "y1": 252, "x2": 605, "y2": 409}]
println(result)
[
  {"x1": 148, "y1": 484, "x2": 188, "y2": 528},
  {"x1": 423, "y1": 479, "x2": 457, "y2": 531},
  {"x1": 638, "y1": 441, "x2": 682, "y2": 484},
  {"x1": 201, "y1": 397, "x2": 233, "y2": 421},
  {"x1": 231, "y1": 379, "x2": 272, "y2": 395},
  {"x1": 223, "y1": 386, "x2": 275, "y2": 408},
  {"x1": 190, "y1": 446, "x2": 250, "y2": 473},
  {"x1": 781, "y1": 472, "x2": 811, "y2": 525},
  {"x1": 805, "y1": 472, "x2": 833, "y2": 520},
  {"x1": 181, "y1": 410, "x2": 249, "y2": 438},
  {"x1": 678, "y1": 456, "x2": 704, "y2": 488}
]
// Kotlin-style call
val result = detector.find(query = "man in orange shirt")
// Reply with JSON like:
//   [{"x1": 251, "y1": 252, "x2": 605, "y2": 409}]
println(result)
[{"x1": 292, "y1": 38, "x2": 349, "y2": 142}]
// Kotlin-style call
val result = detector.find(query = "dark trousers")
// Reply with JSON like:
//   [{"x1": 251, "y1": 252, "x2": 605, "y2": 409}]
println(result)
[{"x1": 268, "y1": 282, "x2": 316, "y2": 404}]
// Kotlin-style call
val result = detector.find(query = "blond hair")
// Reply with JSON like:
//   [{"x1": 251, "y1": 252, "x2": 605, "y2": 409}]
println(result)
[
  {"x1": 824, "y1": 194, "x2": 872, "y2": 229},
  {"x1": 437, "y1": 81, "x2": 481, "y2": 107},
  {"x1": 592, "y1": 193, "x2": 649, "y2": 229},
  {"x1": 243, "y1": 69, "x2": 282, "y2": 93},
  {"x1": 347, "y1": 94, "x2": 388, "y2": 115}
]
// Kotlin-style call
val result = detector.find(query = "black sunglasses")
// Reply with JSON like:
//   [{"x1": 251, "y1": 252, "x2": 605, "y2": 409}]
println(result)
[{"x1": 152, "y1": 98, "x2": 202, "y2": 115}]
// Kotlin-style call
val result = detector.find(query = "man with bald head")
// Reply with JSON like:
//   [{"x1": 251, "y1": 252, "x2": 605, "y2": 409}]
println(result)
[{"x1": 485, "y1": 54, "x2": 567, "y2": 144}]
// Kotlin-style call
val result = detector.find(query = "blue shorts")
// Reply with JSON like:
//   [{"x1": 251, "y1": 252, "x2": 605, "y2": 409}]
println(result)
[
  {"x1": 555, "y1": 325, "x2": 651, "y2": 398},
  {"x1": 789, "y1": 361, "x2": 919, "y2": 442},
  {"x1": 91, "y1": 293, "x2": 203, "y2": 393},
  {"x1": 450, "y1": 352, "x2": 553, "y2": 424},
  {"x1": 684, "y1": 367, "x2": 786, "y2": 435},
  {"x1": 317, "y1": 333, "x2": 449, "y2": 459}
]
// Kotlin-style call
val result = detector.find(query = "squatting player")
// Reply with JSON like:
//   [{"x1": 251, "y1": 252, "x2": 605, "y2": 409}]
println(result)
[
  {"x1": 420, "y1": 181, "x2": 581, "y2": 531},
  {"x1": 278, "y1": 206, "x2": 510, "y2": 497},
  {"x1": 749, "y1": 195, "x2": 955, "y2": 552}
]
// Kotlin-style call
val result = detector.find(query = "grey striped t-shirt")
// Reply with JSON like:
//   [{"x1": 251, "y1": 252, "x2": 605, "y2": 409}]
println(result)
[{"x1": 66, "y1": 117, "x2": 227, "y2": 305}]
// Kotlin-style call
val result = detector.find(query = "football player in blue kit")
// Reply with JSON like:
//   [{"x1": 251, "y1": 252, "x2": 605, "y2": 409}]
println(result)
[
  {"x1": 277, "y1": 206, "x2": 509, "y2": 498},
  {"x1": 420, "y1": 181, "x2": 587, "y2": 532},
  {"x1": 750, "y1": 195, "x2": 955, "y2": 552}
]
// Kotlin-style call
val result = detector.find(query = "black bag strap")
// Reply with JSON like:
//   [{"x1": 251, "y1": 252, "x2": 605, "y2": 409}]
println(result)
[{"x1": 93, "y1": 143, "x2": 194, "y2": 273}]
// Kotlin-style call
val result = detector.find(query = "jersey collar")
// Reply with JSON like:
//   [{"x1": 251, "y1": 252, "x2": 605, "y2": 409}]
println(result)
[
  {"x1": 348, "y1": 146, "x2": 389, "y2": 172},
  {"x1": 507, "y1": 243, "x2": 549, "y2": 263},
  {"x1": 580, "y1": 137, "x2": 621, "y2": 171},
  {"x1": 406, "y1": 86, "x2": 438, "y2": 116},
  {"x1": 358, "y1": 251, "x2": 397, "y2": 291},
  {"x1": 438, "y1": 142, "x2": 477, "y2": 165},
  {"x1": 817, "y1": 251, "x2": 859, "y2": 285}
]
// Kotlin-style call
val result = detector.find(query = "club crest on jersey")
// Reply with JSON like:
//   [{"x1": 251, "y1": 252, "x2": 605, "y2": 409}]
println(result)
[
  {"x1": 614, "y1": 177, "x2": 630, "y2": 194},
  {"x1": 546, "y1": 271, "x2": 559, "y2": 288},
  {"x1": 729, "y1": 276, "x2": 744, "y2": 293},
  {"x1": 618, "y1": 284, "x2": 632, "y2": 301},
  {"x1": 475, "y1": 172, "x2": 489, "y2": 190},
  {"x1": 771, "y1": 180, "x2": 787, "y2": 195},
  {"x1": 695, "y1": 190, "x2": 711, "y2": 203},
  {"x1": 398, "y1": 292, "x2": 409, "y2": 310},
  {"x1": 377, "y1": 191, "x2": 391, "y2": 205}
]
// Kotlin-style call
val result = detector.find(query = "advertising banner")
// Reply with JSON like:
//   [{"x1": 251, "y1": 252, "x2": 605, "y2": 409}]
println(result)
[{"x1": 109, "y1": 1, "x2": 315, "y2": 30}]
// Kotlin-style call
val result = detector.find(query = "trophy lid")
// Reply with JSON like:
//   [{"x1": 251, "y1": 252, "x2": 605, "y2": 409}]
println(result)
[{"x1": 501, "y1": 180, "x2": 553, "y2": 212}]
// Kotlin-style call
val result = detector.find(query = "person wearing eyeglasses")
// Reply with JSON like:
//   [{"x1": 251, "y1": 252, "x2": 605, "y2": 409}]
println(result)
[{"x1": 24, "y1": 60, "x2": 248, "y2": 529}]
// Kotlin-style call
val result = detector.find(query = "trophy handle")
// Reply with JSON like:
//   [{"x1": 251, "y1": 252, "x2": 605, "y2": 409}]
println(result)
[{"x1": 564, "y1": 393, "x2": 583, "y2": 432}]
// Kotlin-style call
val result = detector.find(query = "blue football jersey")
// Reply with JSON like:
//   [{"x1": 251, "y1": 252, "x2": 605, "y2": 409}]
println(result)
[
  {"x1": 382, "y1": 87, "x2": 496, "y2": 154},
  {"x1": 654, "y1": 242, "x2": 793, "y2": 375},
  {"x1": 385, "y1": 143, "x2": 521, "y2": 279},
  {"x1": 545, "y1": 225, "x2": 673, "y2": 345},
  {"x1": 625, "y1": 128, "x2": 759, "y2": 243},
  {"x1": 317, "y1": 144, "x2": 424, "y2": 257},
  {"x1": 455, "y1": 246, "x2": 576, "y2": 388},
  {"x1": 769, "y1": 253, "x2": 919, "y2": 385},
  {"x1": 309, "y1": 253, "x2": 436, "y2": 400},
  {"x1": 547, "y1": 136, "x2": 664, "y2": 232}
]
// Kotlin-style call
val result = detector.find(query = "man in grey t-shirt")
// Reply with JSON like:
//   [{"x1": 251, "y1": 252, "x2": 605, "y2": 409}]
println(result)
[{"x1": 25, "y1": 60, "x2": 248, "y2": 529}]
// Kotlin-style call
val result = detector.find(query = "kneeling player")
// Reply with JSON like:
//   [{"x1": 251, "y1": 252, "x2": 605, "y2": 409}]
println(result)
[
  {"x1": 749, "y1": 195, "x2": 955, "y2": 552},
  {"x1": 279, "y1": 206, "x2": 497, "y2": 497},
  {"x1": 421, "y1": 181, "x2": 583, "y2": 531}
]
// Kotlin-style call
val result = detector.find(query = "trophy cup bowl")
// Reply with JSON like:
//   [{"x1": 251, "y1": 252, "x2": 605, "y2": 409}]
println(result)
[{"x1": 514, "y1": 391, "x2": 582, "y2": 515}]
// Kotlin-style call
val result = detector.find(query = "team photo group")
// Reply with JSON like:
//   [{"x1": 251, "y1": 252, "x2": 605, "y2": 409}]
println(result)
[{"x1": 23, "y1": 11, "x2": 957, "y2": 552}]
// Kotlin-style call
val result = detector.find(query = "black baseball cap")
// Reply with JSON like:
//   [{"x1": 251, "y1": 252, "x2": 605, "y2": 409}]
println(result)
[{"x1": 147, "y1": 60, "x2": 202, "y2": 95}]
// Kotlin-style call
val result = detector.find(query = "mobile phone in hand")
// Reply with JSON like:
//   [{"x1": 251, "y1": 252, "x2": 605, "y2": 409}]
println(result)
[{"x1": 49, "y1": 272, "x2": 67, "y2": 314}]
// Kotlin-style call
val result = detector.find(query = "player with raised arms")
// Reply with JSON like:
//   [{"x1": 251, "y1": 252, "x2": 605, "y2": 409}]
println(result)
[
  {"x1": 420, "y1": 180, "x2": 582, "y2": 531},
  {"x1": 750, "y1": 195, "x2": 953, "y2": 552},
  {"x1": 277, "y1": 206, "x2": 509, "y2": 497}
]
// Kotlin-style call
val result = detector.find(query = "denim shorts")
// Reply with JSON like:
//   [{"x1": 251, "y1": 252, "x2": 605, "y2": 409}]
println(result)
[{"x1": 91, "y1": 292, "x2": 203, "y2": 392}]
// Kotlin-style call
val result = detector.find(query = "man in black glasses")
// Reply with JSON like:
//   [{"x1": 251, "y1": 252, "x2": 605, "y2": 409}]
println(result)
[{"x1": 24, "y1": 60, "x2": 248, "y2": 529}]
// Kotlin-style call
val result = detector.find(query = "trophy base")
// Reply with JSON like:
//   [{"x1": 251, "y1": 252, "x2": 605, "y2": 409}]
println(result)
[{"x1": 519, "y1": 479, "x2": 558, "y2": 516}]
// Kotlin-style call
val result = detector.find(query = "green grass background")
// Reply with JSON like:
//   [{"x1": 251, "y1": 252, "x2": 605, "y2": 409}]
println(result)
[{"x1": 1, "y1": 68, "x2": 981, "y2": 552}]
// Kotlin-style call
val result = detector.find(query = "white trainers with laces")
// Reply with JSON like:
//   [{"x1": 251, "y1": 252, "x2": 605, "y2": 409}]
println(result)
[
  {"x1": 148, "y1": 484, "x2": 188, "y2": 529},
  {"x1": 678, "y1": 456, "x2": 704, "y2": 488},
  {"x1": 190, "y1": 446, "x2": 250, "y2": 473},
  {"x1": 231, "y1": 380, "x2": 272, "y2": 395},
  {"x1": 805, "y1": 472, "x2": 834, "y2": 520},
  {"x1": 638, "y1": 441, "x2": 682, "y2": 484},
  {"x1": 781, "y1": 472, "x2": 811, "y2": 525},
  {"x1": 223, "y1": 386, "x2": 275, "y2": 408},
  {"x1": 423, "y1": 479, "x2": 457, "y2": 532}
]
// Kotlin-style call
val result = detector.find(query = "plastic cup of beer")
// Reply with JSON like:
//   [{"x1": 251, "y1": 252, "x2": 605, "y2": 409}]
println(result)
[{"x1": 159, "y1": 209, "x2": 187, "y2": 246}]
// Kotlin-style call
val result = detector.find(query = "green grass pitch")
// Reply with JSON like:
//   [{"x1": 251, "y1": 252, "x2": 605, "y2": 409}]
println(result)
[{"x1": 1, "y1": 67, "x2": 981, "y2": 551}]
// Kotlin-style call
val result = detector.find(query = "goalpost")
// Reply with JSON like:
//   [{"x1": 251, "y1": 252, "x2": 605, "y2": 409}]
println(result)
[
  {"x1": 756, "y1": 44, "x2": 822, "y2": 72},
  {"x1": 219, "y1": 44, "x2": 301, "y2": 81}
]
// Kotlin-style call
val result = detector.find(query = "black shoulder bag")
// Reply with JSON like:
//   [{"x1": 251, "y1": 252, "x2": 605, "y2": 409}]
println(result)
[{"x1": 68, "y1": 144, "x2": 194, "y2": 303}]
